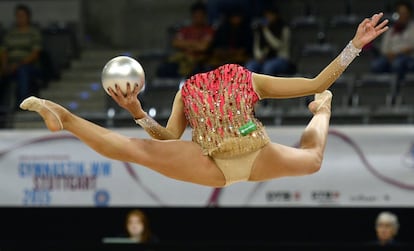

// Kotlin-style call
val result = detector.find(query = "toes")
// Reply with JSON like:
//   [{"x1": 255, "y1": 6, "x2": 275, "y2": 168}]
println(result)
[
  {"x1": 310, "y1": 90, "x2": 332, "y2": 114},
  {"x1": 19, "y1": 96, "x2": 43, "y2": 112},
  {"x1": 20, "y1": 97, "x2": 36, "y2": 110}
]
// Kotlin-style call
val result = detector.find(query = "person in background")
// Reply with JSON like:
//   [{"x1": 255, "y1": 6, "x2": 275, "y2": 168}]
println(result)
[
  {"x1": 207, "y1": 6, "x2": 253, "y2": 69},
  {"x1": 373, "y1": 211, "x2": 400, "y2": 247},
  {"x1": 370, "y1": 0, "x2": 414, "y2": 91},
  {"x1": 0, "y1": 4, "x2": 43, "y2": 109},
  {"x1": 125, "y1": 209, "x2": 159, "y2": 244},
  {"x1": 156, "y1": 1, "x2": 214, "y2": 78},
  {"x1": 245, "y1": 5, "x2": 294, "y2": 77}
]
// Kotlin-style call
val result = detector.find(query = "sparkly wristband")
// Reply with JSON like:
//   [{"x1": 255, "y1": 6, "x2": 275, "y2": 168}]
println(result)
[
  {"x1": 134, "y1": 114, "x2": 172, "y2": 139},
  {"x1": 135, "y1": 115, "x2": 156, "y2": 128},
  {"x1": 134, "y1": 115, "x2": 162, "y2": 136},
  {"x1": 339, "y1": 40, "x2": 362, "y2": 67}
]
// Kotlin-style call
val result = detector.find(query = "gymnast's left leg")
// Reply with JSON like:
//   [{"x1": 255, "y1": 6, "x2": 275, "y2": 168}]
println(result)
[
  {"x1": 248, "y1": 90, "x2": 332, "y2": 181},
  {"x1": 19, "y1": 96, "x2": 227, "y2": 187}
]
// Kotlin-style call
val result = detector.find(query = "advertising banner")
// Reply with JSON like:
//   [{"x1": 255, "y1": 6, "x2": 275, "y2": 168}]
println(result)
[{"x1": 1, "y1": 125, "x2": 413, "y2": 207}]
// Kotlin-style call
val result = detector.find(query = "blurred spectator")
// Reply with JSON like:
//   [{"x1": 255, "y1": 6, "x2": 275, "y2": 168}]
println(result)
[
  {"x1": 373, "y1": 211, "x2": 400, "y2": 247},
  {"x1": 207, "y1": 6, "x2": 253, "y2": 69},
  {"x1": 156, "y1": 1, "x2": 214, "y2": 78},
  {"x1": 124, "y1": 209, "x2": 159, "y2": 244},
  {"x1": 0, "y1": 4, "x2": 43, "y2": 109},
  {"x1": 245, "y1": 5, "x2": 295, "y2": 76},
  {"x1": 370, "y1": 1, "x2": 414, "y2": 85}
]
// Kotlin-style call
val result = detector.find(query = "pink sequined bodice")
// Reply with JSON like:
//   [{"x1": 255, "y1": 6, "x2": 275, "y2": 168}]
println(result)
[{"x1": 181, "y1": 64, "x2": 269, "y2": 157}]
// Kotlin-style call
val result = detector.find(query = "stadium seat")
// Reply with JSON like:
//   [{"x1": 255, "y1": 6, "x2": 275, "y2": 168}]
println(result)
[
  {"x1": 395, "y1": 73, "x2": 414, "y2": 107},
  {"x1": 351, "y1": 73, "x2": 398, "y2": 109}
]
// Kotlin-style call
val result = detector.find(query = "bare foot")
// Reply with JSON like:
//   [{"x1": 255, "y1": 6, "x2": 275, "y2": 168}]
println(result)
[
  {"x1": 20, "y1": 96, "x2": 66, "y2": 131},
  {"x1": 308, "y1": 90, "x2": 332, "y2": 115}
]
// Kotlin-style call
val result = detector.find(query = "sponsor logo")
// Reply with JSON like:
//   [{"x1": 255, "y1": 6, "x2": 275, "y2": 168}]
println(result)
[
  {"x1": 94, "y1": 189, "x2": 110, "y2": 207},
  {"x1": 350, "y1": 194, "x2": 377, "y2": 202},
  {"x1": 311, "y1": 190, "x2": 340, "y2": 203},
  {"x1": 350, "y1": 194, "x2": 391, "y2": 203},
  {"x1": 266, "y1": 191, "x2": 301, "y2": 202}
]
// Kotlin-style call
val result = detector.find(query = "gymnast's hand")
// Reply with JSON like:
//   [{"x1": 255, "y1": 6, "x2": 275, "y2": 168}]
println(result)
[
  {"x1": 107, "y1": 82, "x2": 146, "y2": 119},
  {"x1": 351, "y1": 12, "x2": 389, "y2": 49}
]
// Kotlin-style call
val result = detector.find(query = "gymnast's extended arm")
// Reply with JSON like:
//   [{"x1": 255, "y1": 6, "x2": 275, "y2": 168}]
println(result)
[
  {"x1": 252, "y1": 12, "x2": 389, "y2": 99},
  {"x1": 108, "y1": 83, "x2": 187, "y2": 140}
]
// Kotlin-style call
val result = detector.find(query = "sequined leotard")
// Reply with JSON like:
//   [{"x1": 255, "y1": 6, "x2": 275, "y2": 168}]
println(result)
[
  {"x1": 181, "y1": 64, "x2": 270, "y2": 159},
  {"x1": 178, "y1": 41, "x2": 361, "y2": 185}
]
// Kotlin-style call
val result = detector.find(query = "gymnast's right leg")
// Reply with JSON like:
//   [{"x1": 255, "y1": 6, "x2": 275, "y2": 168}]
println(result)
[
  {"x1": 20, "y1": 96, "x2": 226, "y2": 187},
  {"x1": 248, "y1": 90, "x2": 333, "y2": 181}
]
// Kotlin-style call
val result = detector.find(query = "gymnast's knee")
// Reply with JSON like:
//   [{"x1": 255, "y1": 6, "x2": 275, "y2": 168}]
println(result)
[
  {"x1": 300, "y1": 128, "x2": 321, "y2": 149},
  {"x1": 304, "y1": 152, "x2": 323, "y2": 174},
  {"x1": 308, "y1": 162, "x2": 322, "y2": 174}
]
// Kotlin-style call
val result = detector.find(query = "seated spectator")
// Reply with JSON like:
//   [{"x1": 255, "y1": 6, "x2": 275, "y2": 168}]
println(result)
[
  {"x1": 370, "y1": 0, "x2": 414, "y2": 86},
  {"x1": 102, "y1": 209, "x2": 159, "y2": 245},
  {"x1": 372, "y1": 211, "x2": 401, "y2": 247},
  {"x1": 245, "y1": 5, "x2": 295, "y2": 76},
  {"x1": 0, "y1": 4, "x2": 43, "y2": 109},
  {"x1": 124, "y1": 209, "x2": 160, "y2": 244},
  {"x1": 206, "y1": 6, "x2": 253, "y2": 69},
  {"x1": 156, "y1": 1, "x2": 215, "y2": 78}
]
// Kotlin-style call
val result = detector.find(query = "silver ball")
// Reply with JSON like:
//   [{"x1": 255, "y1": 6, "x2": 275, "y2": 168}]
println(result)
[{"x1": 101, "y1": 56, "x2": 145, "y2": 95}]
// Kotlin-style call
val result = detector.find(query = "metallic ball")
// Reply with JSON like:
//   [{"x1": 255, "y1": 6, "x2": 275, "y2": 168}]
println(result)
[{"x1": 101, "y1": 56, "x2": 145, "y2": 95}]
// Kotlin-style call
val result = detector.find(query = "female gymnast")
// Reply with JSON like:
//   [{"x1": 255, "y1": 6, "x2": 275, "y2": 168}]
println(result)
[{"x1": 20, "y1": 13, "x2": 388, "y2": 187}]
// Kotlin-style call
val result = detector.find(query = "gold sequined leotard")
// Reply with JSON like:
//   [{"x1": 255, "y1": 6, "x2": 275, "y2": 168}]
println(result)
[
  {"x1": 178, "y1": 41, "x2": 360, "y2": 185},
  {"x1": 181, "y1": 64, "x2": 270, "y2": 158}
]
